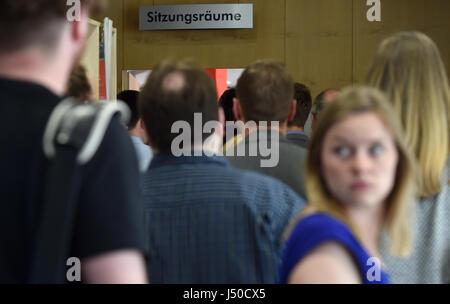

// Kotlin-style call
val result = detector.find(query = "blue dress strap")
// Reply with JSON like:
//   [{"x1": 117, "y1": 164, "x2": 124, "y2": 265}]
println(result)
[{"x1": 278, "y1": 213, "x2": 390, "y2": 284}]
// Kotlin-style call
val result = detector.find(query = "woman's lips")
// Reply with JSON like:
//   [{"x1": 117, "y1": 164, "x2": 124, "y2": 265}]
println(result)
[{"x1": 351, "y1": 181, "x2": 371, "y2": 190}]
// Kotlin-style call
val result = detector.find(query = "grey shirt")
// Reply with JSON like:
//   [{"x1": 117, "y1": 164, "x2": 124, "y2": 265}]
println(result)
[
  {"x1": 380, "y1": 159, "x2": 450, "y2": 283},
  {"x1": 225, "y1": 130, "x2": 308, "y2": 200},
  {"x1": 286, "y1": 131, "x2": 309, "y2": 149}
]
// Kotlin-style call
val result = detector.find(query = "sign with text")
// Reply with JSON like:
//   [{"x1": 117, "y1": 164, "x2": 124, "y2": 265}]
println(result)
[{"x1": 139, "y1": 4, "x2": 253, "y2": 31}]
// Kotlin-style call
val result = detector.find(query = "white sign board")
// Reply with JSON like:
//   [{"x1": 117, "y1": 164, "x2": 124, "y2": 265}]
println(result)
[{"x1": 139, "y1": 4, "x2": 253, "y2": 31}]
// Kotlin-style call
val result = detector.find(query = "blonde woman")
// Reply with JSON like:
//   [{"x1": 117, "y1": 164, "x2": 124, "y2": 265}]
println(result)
[
  {"x1": 278, "y1": 87, "x2": 416, "y2": 284},
  {"x1": 366, "y1": 31, "x2": 450, "y2": 283}
]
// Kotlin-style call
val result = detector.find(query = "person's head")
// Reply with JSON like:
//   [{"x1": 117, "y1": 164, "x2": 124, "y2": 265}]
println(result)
[
  {"x1": 118, "y1": 90, "x2": 149, "y2": 145},
  {"x1": 366, "y1": 31, "x2": 450, "y2": 198},
  {"x1": 311, "y1": 89, "x2": 340, "y2": 129},
  {"x1": 0, "y1": 1, "x2": 105, "y2": 93},
  {"x1": 307, "y1": 86, "x2": 417, "y2": 256},
  {"x1": 67, "y1": 65, "x2": 93, "y2": 103},
  {"x1": 288, "y1": 83, "x2": 312, "y2": 129},
  {"x1": 1, "y1": 0, "x2": 104, "y2": 54},
  {"x1": 117, "y1": 90, "x2": 140, "y2": 130},
  {"x1": 218, "y1": 88, "x2": 236, "y2": 123},
  {"x1": 139, "y1": 59, "x2": 220, "y2": 154},
  {"x1": 234, "y1": 60, "x2": 296, "y2": 126}
]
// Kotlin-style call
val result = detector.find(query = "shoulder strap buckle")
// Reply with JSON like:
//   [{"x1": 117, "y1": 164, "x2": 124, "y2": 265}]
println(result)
[{"x1": 42, "y1": 98, "x2": 130, "y2": 165}]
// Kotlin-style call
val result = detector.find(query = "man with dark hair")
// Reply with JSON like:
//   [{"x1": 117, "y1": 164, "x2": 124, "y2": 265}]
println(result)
[
  {"x1": 304, "y1": 88, "x2": 340, "y2": 136},
  {"x1": 0, "y1": 0, "x2": 147, "y2": 283},
  {"x1": 234, "y1": 61, "x2": 295, "y2": 123},
  {"x1": 139, "y1": 59, "x2": 305, "y2": 283},
  {"x1": 226, "y1": 60, "x2": 308, "y2": 199},
  {"x1": 312, "y1": 89, "x2": 340, "y2": 124},
  {"x1": 286, "y1": 83, "x2": 312, "y2": 149},
  {"x1": 219, "y1": 88, "x2": 237, "y2": 124},
  {"x1": 218, "y1": 88, "x2": 239, "y2": 145},
  {"x1": 118, "y1": 90, "x2": 153, "y2": 173},
  {"x1": 140, "y1": 60, "x2": 219, "y2": 154}
]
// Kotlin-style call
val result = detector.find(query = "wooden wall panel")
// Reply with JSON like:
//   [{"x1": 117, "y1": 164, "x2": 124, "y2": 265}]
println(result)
[
  {"x1": 423, "y1": 0, "x2": 450, "y2": 76},
  {"x1": 123, "y1": 0, "x2": 285, "y2": 70},
  {"x1": 353, "y1": 0, "x2": 426, "y2": 83},
  {"x1": 95, "y1": 0, "x2": 450, "y2": 95},
  {"x1": 286, "y1": 0, "x2": 353, "y2": 98},
  {"x1": 353, "y1": 0, "x2": 449, "y2": 85}
]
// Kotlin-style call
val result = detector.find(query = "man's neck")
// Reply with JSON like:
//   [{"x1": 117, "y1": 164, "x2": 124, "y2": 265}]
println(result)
[
  {"x1": 0, "y1": 49, "x2": 71, "y2": 96},
  {"x1": 129, "y1": 128, "x2": 148, "y2": 145},
  {"x1": 287, "y1": 126, "x2": 304, "y2": 133},
  {"x1": 129, "y1": 128, "x2": 141, "y2": 139},
  {"x1": 242, "y1": 120, "x2": 288, "y2": 136}
]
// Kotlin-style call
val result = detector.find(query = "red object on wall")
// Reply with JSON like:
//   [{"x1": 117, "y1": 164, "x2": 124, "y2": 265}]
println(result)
[
  {"x1": 205, "y1": 69, "x2": 228, "y2": 100},
  {"x1": 99, "y1": 60, "x2": 107, "y2": 100}
]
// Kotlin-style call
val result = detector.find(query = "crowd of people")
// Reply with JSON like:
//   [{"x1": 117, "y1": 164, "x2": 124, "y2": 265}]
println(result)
[{"x1": 1, "y1": 0, "x2": 449, "y2": 284}]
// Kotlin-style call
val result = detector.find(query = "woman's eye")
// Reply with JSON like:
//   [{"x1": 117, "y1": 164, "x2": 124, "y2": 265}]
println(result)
[
  {"x1": 334, "y1": 146, "x2": 351, "y2": 158},
  {"x1": 370, "y1": 144, "x2": 385, "y2": 156}
]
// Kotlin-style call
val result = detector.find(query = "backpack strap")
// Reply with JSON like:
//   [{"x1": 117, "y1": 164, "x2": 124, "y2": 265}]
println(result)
[{"x1": 28, "y1": 99, "x2": 130, "y2": 283}]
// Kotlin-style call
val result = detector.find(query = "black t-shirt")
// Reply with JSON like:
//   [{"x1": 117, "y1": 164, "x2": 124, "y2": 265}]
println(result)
[{"x1": 0, "y1": 78, "x2": 146, "y2": 283}]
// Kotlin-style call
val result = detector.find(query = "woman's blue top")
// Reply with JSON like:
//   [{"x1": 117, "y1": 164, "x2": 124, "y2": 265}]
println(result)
[{"x1": 278, "y1": 213, "x2": 390, "y2": 284}]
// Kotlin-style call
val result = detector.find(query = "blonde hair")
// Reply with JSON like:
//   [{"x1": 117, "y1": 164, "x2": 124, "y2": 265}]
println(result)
[
  {"x1": 366, "y1": 32, "x2": 450, "y2": 198},
  {"x1": 286, "y1": 86, "x2": 417, "y2": 257}
]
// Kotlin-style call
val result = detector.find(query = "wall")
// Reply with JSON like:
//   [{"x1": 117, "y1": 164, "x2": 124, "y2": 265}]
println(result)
[
  {"x1": 286, "y1": 0, "x2": 353, "y2": 97},
  {"x1": 95, "y1": 0, "x2": 450, "y2": 98},
  {"x1": 353, "y1": 0, "x2": 450, "y2": 84}
]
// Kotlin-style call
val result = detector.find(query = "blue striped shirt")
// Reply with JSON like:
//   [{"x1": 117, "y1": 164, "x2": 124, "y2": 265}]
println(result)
[{"x1": 141, "y1": 154, "x2": 306, "y2": 283}]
